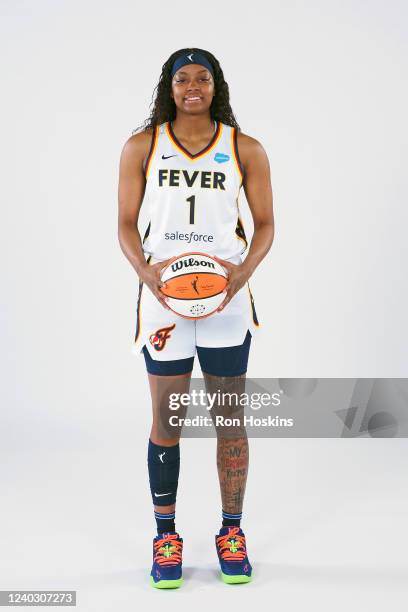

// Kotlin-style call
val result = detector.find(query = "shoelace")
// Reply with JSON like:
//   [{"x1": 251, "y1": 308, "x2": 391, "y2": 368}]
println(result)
[
  {"x1": 216, "y1": 527, "x2": 247, "y2": 561},
  {"x1": 153, "y1": 533, "x2": 183, "y2": 566}
]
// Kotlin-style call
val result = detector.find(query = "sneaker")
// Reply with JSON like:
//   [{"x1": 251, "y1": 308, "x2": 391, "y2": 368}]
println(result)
[
  {"x1": 150, "y1": 531, "x2": 183, "y2": 589},
  {"x1": 215, "y1": 526, "x2": 253, "y2": 584}
]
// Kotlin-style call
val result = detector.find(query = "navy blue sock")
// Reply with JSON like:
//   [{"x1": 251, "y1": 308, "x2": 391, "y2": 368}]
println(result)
[
  {"x1": 154, "y1": 510, "x2": 176, "y2": 535},
  {"x1": 222, "y1": 510, "x2": 242, "y2": 528}
]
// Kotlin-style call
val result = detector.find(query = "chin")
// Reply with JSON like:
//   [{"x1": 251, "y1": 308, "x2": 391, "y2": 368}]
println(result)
[{"x1": 180, "y1": 104, "x2": 210, "y2": 114}]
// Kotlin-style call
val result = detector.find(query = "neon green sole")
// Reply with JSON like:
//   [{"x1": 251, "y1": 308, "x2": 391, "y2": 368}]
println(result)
[
  {"x1": 221, "y1": 571, "x2": 252, "y2": 584},
  {"x1": 150, "y1": 575, "x2": 183, "y2": 589}
]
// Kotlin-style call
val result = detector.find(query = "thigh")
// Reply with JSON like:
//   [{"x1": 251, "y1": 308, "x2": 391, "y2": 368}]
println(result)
[
  {"x1": 201, "y1": 369, "x2": 248, "y2": 439},
  {"x1": 147, "y1": 370, "x2": 191, "y2": 442}
]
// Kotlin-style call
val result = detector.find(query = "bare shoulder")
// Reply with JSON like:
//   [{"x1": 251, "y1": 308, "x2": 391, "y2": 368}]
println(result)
[
  {"x1": 236, "y1": 130, "x2": 268, "y2": 159},
  {"x1": 120, "y1": 127, "x2": 154, "y2": 169},
  {"x1": 236, "y1": 131, "x2": 269, "y2": 178}
]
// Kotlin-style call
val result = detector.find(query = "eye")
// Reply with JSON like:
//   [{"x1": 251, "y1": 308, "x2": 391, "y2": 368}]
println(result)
[{"x1": 175, "y1": 77, "x2": 210, "y2": 83}]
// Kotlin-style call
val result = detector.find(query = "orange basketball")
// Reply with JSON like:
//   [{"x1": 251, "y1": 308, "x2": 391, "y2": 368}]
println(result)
[{"x1": 159, "y1": 252, "x2": 228, "y2": 319}]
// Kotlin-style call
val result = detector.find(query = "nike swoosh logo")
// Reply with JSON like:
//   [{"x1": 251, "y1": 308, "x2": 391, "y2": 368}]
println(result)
[
  {"x1": 162, "y1": 154, "x2": 177, "y2": 159},
  {"x1": 154, "y1": 492, "x2": 172, "y2": 497}
]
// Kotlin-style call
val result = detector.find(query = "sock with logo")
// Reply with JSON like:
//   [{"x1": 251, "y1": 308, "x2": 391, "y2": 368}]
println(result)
[{"x1": 222, "y1": 510, "x2": 242, "y2": 528}]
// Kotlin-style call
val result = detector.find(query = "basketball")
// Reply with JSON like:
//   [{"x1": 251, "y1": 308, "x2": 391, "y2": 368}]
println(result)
[{"x1": 159, "y1": 252, "x2": 228, "y2": 319}]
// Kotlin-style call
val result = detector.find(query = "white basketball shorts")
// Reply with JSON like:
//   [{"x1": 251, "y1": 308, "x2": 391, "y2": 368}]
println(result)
[{"x1": 132, "y1": 254, "x2": 261, "y2": 361}]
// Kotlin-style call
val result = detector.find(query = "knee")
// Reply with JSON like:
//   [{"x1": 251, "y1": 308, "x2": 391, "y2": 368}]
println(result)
[{"x1": 150, "y1": 433, "x2": 180, "y2": 446}]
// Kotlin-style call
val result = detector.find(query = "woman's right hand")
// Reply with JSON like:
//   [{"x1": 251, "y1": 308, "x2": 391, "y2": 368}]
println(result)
[{"x1": 137, "y1": 257, "x2": 177, "y2": 310}]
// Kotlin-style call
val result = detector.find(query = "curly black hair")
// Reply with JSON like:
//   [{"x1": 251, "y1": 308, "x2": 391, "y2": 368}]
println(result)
[{"x1": 132, "y1": 47, "x2": 241, "y2": 134}]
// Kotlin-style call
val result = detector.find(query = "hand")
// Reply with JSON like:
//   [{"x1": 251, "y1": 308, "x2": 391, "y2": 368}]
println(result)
[
  {"x1": 213, "y1": 255, "x2": 251, "y2": 312},
  {"x1": 137, "y1": 256, "x2": 178, "y2": 310}
]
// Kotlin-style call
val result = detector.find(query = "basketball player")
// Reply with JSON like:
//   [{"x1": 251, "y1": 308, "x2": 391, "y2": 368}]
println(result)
[{"x1": 118, "y1": 48, "x2": 274, "y2": 588}]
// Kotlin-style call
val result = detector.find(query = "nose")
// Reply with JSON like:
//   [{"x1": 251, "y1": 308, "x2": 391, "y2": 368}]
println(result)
[{"x1": 186, "y1": 79, "x2": 201, "y2": 91}]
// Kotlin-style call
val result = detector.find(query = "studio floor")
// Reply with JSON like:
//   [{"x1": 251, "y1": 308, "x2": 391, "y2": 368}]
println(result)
[{"x1": 1, "y1": 424, "x2": 407, "y2": 611}]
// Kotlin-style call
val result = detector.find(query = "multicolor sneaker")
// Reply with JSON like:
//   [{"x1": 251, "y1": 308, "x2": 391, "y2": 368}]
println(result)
[
  {"x1": 150, "y1": 531, "x2": 183, "y2": 589},
  {"x1": 215, "y1": 526, "x2": 253, "y2": 584}
]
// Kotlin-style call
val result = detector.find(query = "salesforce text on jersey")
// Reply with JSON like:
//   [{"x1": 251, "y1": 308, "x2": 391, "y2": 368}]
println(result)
[{"x1": 165, "y1": 231, "x2": 214, "y2": 244}]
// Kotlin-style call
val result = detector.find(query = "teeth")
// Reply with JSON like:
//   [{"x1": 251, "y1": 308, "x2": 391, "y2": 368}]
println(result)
[{"x1": 185, "y1": 97, "x2": 200, "y2": 101}]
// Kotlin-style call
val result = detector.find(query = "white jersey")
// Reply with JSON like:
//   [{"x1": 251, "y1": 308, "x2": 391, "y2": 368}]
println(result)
[{"x1": 141, "y1": 120, "x2": 248, "y2": 261}]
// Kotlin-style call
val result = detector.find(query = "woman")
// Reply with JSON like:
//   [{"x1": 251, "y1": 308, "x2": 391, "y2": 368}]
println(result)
[{"x1": 118, "y1": 47, "x2": 274, "y2": 588}]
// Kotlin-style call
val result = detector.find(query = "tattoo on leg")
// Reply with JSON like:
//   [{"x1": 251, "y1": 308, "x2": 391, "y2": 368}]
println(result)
[
  {"x1": 203, "y1": 372, "x2": 249, "y2": 514},
  {"x1": 217, "y1": 436, "x2": 248, "y2": 513}
]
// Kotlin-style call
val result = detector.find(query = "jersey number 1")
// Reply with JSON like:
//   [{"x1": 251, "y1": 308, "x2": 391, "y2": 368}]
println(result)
[{"x1": 186, "y1": 195, "x2": 195, "y2": 224}]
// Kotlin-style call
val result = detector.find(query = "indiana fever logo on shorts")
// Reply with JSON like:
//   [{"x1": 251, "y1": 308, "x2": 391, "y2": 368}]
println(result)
[{"x1": 149, "y1": 324, "x2": 176, "y2": 351}]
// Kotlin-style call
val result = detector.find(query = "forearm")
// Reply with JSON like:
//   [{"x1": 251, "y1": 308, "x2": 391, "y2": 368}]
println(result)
[
  {"x1": 118, "y1": 220, "x2": 147, "y2": 275},
  {"x1": 241, "y1": 221, "x2": 274, "y2": 277}
]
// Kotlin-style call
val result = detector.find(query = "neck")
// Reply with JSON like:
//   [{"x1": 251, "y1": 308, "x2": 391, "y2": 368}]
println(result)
[{"x1": 171, "y1": 113, "x2": 215, "y2": 136}]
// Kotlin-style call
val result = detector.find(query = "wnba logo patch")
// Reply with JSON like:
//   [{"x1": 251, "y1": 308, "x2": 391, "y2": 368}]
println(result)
[
  {"x1": 214, "y1": 152, "x2": 230, "y2": 163},
  {"x1": 149, "y1": 323, "x2": 176, "y2": 351}
]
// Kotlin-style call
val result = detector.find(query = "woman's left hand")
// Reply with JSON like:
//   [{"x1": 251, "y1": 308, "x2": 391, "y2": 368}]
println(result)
[{"x1": 213, "y1": 256, "x2": 251, "y2": 312}]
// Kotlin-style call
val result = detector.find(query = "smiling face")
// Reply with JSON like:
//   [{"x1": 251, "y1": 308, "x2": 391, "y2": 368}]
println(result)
[{"x1": 171, "y1": 63, "x2": 215, "y2": 114}]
